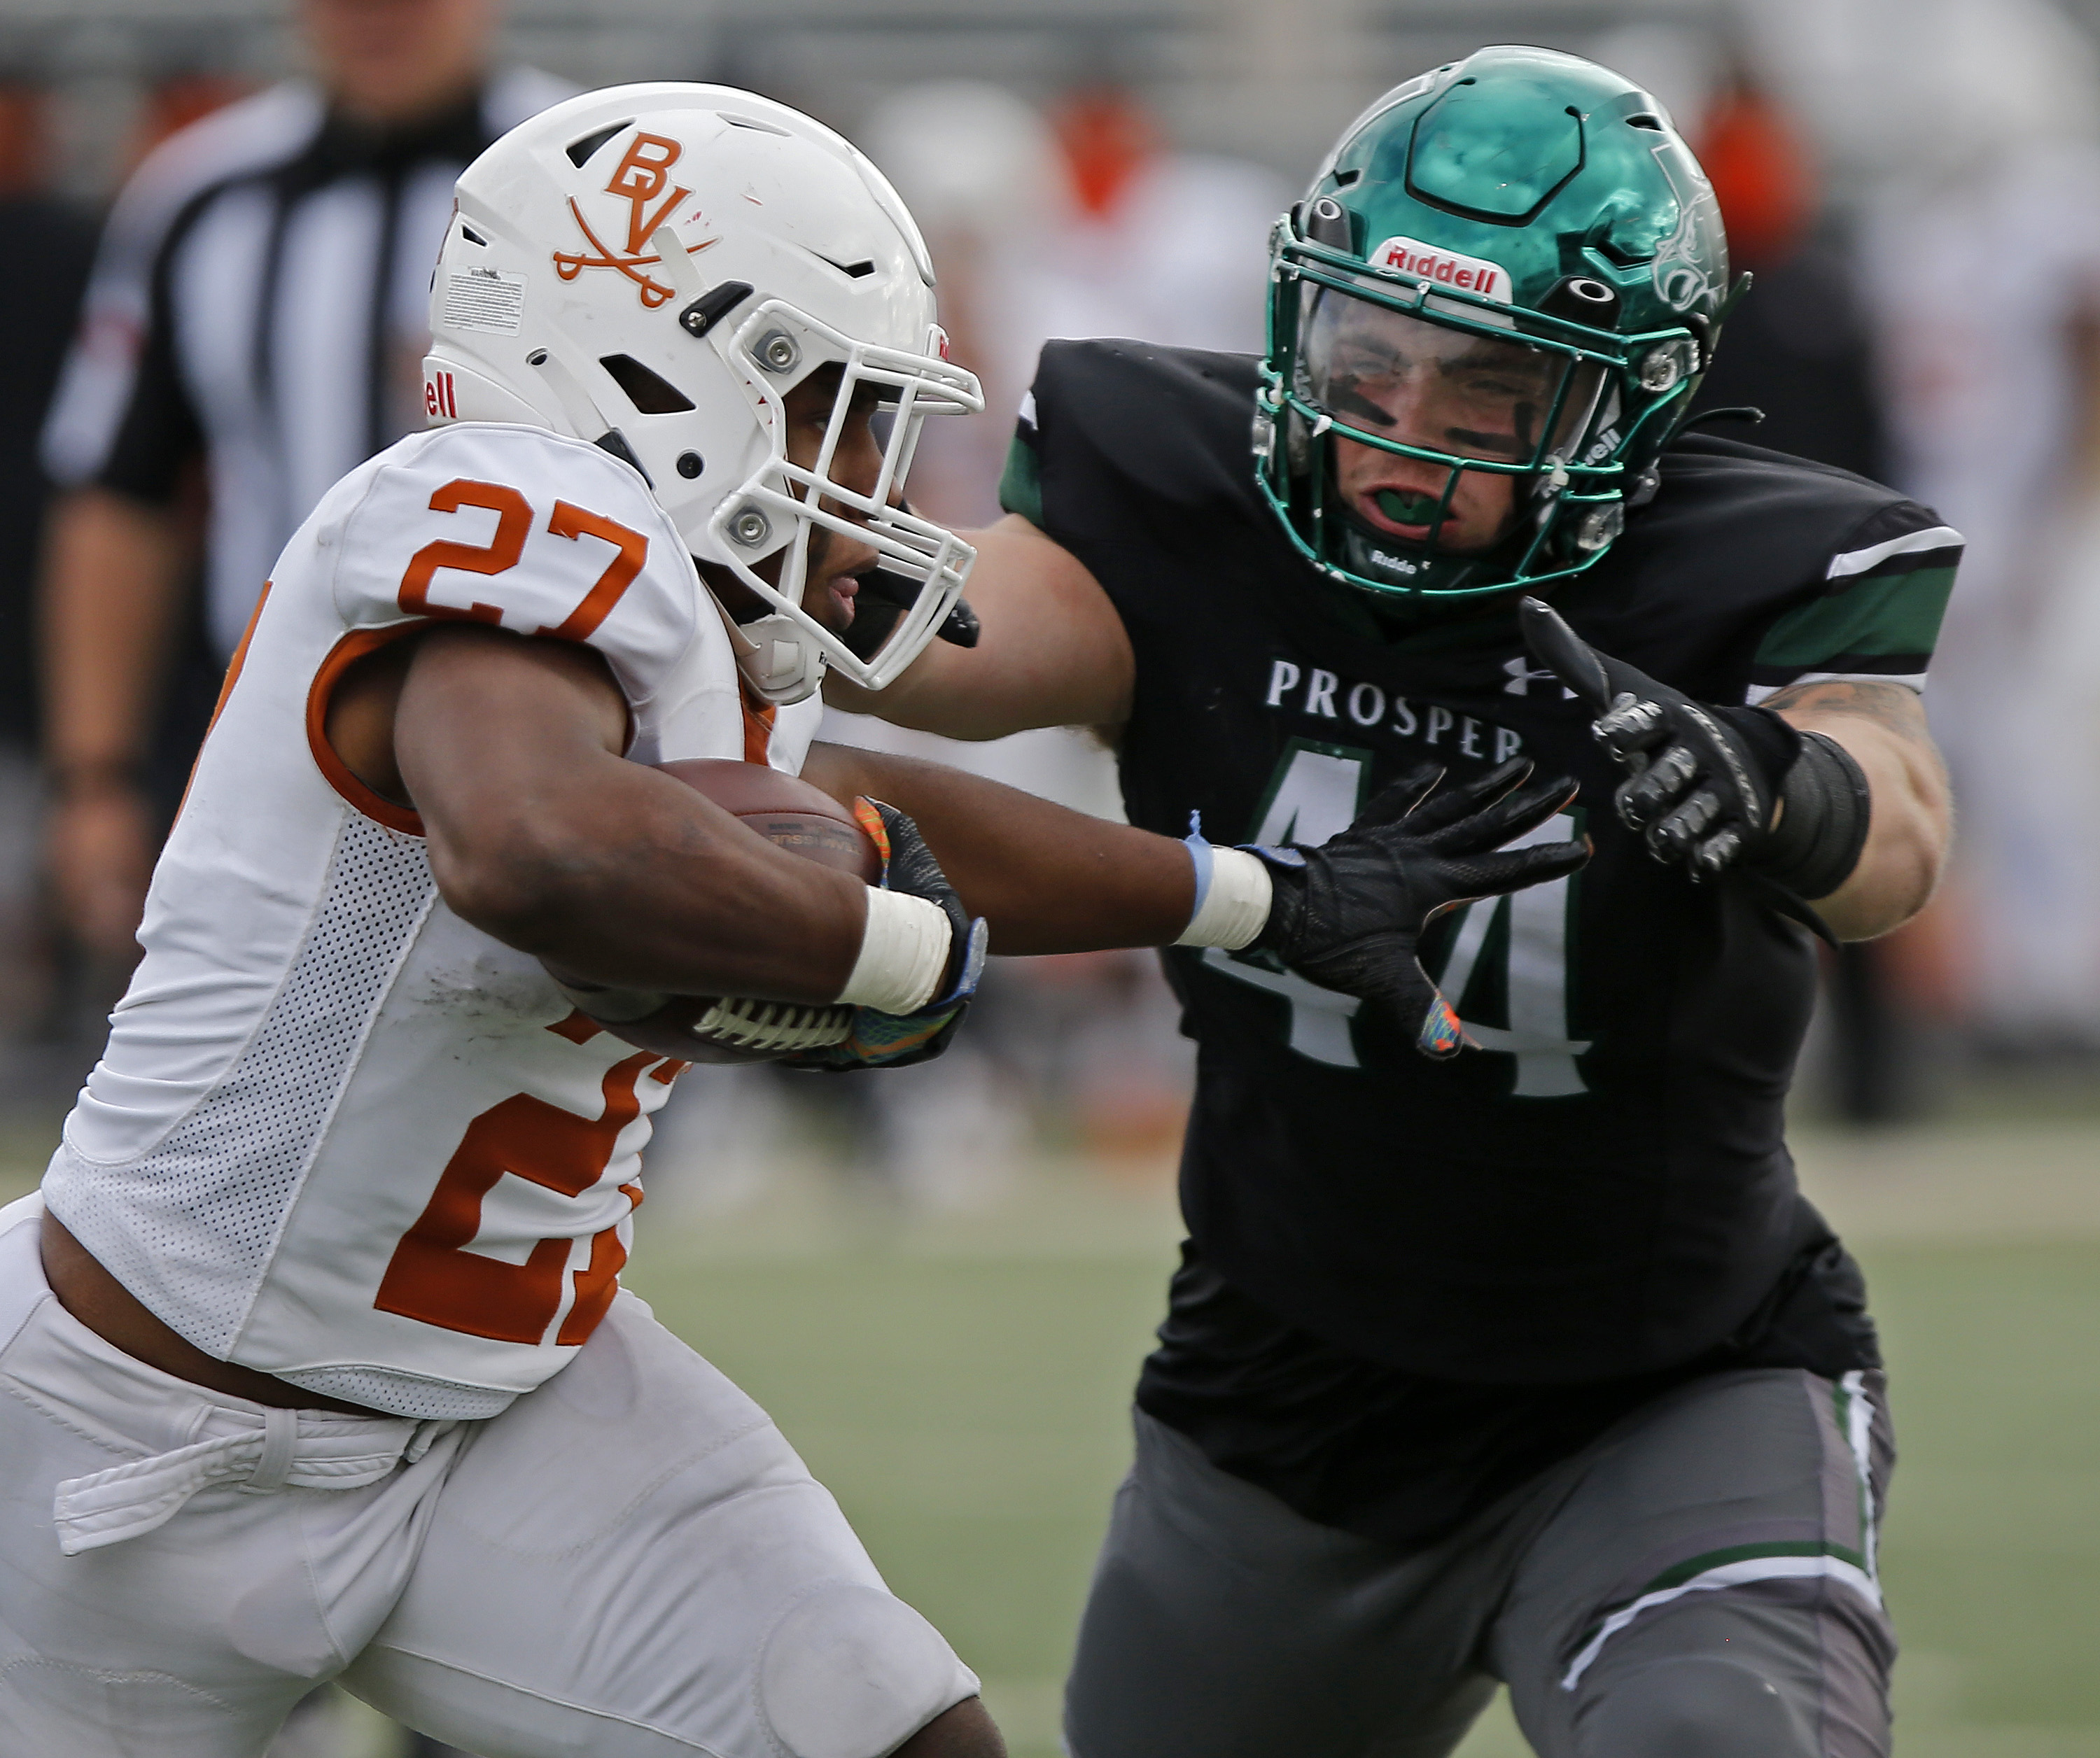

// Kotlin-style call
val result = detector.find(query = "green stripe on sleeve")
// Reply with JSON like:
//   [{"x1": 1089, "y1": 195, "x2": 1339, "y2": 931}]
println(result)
[
  {"x1": 998, "y1": 431, "x2": 1044, "y2": 526},
  {"x1": 1754, "y1": 565, "x2": 1957, "y2": 671}
]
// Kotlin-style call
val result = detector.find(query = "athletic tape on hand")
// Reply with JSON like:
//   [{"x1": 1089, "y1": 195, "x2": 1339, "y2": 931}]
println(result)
[
  {"x1": 838, "y1": 887, "x2": 952, "y2": 1015},
  {"x1": 1175, "y1": 845, "x2": 1273, "y2": 950}
]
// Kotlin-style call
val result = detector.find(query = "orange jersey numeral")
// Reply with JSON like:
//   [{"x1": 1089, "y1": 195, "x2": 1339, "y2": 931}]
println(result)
[
  {"x1": 373, "y1": 1053, "x2": 657, "y2": 1346},
  {"x1": 398, "y1": 479, "x2": 531, "y2": 624},
  {"x1": 398, "y1": 479, "x2": 649, "y2": 639}
]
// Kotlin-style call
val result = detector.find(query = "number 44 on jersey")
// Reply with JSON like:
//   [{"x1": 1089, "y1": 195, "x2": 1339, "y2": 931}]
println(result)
[{"x1": 1203, "y1": 740, "x2": 1591, "y2": 1097}]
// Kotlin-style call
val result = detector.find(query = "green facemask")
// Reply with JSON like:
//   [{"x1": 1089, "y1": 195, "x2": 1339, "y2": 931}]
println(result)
[{"x1": 1256, "y1": 43, "x2": 1743, "y2": 605}]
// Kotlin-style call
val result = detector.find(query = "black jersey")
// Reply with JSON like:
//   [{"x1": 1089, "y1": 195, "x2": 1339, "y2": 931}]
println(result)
[{"x1": 1002, "y1": 340, "x2": 1956, "y2": 1536}]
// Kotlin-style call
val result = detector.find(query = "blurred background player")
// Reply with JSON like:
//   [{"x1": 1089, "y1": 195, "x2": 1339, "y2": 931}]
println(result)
[
  {"x1": 857, "y1": 70, "x2": 1286, "y2": 530},
  {"x1": 36, "y1": 0, "x2": 568, "y2": 985},
  {"x1": 1740, "y1": 0, "x2": 2100, "y2": 1068}
]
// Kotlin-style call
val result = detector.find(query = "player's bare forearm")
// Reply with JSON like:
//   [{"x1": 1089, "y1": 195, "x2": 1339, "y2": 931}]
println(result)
[
  {"x1": 1766, "y1": 679, "x2": 1952, "y2": 940},
  {"x1": 389, "y1": 626, "x2": 866, "y2": 1002},
  {"x1": 799, "y1": 741, "x2": 1194, "y2": 955},
  {"x1": 822, "y1": 514, "x2": 1135, "y2": 740}
]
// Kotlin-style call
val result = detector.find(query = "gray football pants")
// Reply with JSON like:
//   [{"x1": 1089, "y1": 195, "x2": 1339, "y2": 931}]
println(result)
[{"x1": 1065, "y1": 1368, "x2": 1894, "y2": 1758}]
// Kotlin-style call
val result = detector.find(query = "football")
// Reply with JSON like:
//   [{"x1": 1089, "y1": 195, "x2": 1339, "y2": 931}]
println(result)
[{"x1": 548, "y1": 759, "x2": 881, "y2": 1063}]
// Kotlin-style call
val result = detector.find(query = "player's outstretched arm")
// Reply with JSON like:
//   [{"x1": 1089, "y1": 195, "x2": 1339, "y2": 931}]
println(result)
[
  {"x1": 800, "y1": 741, "x2": 1588, "y2": 1058},
  {"x1": 822, "y1": 514, "x2": 1135, "y2": 740},
  {"x1": 799, "y1": 740, "x2": 1194, "y2": 954},
  {"x1": 378, "y1": 624, "x2": 870, "y2": 1004},
  {"x1": 1760, "y1": 678, "x2": 1951, "y2": 940}
]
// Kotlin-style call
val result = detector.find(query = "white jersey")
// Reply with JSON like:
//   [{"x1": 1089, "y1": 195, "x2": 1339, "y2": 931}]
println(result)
[{"x1": 43, "y1": 422, "x2": 822, "y2": 1419}]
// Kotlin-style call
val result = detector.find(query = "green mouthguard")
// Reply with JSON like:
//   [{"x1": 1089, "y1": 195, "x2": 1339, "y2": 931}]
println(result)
[{"x1": 1376, "y1": 489, "x2": 1443, "y2": 526}]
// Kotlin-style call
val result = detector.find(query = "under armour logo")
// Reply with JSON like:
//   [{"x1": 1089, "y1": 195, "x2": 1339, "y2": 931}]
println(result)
[
  {"x1": 1503, "y1": 656, "x2": 1576, "y2": 698},
  {"x1": 554, "y1": 131, "x2": 712, "y2": 309}
]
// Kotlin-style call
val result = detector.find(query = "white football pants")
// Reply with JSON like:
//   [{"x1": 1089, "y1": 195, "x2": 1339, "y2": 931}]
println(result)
[{"x1": 0, "y1": 1194, "x2": 976, "y2": 1758}]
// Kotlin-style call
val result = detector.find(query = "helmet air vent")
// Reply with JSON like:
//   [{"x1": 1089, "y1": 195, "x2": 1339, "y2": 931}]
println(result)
[
  {"x1": 599, "y1": 354, "x2": 696, "y2": 414},
  {"x1": 565, "y1": 121, "x2": 631, "y2": 168},
  {"x1": 1625, "y1": 113, "x2": 1665, "y2": 130},
  {"x1": 811, "y1": 251, "x2": 878, "y2": 279},
  {"x1": 459, "y1": 223, "x2": 488, "y2": 246},
  {"x1": 722, "y1": 113, "x2": 791, "y2": 136},
  {"x1": 1333, "y1": 167, "x2": 1362, "y2": 188}
]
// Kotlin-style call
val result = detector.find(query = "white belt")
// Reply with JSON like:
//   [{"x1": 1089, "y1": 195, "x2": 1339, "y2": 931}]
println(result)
[{"x1": 52, "y1": 1405, "x2": 454, "y2": 1556}]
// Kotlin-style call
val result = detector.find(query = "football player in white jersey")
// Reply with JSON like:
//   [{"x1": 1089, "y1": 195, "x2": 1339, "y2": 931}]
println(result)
[{"x1": 0, "y1": 83, "x2": 1587, "y2": 1758}]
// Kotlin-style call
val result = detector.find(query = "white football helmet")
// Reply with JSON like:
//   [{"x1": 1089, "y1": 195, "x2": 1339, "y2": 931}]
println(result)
[{"x1": 422, "y1": 83, "x2": 984, "y2": 703}]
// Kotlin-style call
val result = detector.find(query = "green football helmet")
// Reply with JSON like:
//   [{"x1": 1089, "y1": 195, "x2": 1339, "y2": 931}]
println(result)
[{"x1": 1256, "y1": 44, "x2": 1740, "y2": 602}]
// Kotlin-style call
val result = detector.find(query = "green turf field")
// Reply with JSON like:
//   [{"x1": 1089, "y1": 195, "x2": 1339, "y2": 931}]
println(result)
[
  {"x1": 617, "y1": 1123, "x2": 2100, "y2": 1758},
  {"x1": 5, "y1": 1116, "x2": 2098, "y2": 1756}
]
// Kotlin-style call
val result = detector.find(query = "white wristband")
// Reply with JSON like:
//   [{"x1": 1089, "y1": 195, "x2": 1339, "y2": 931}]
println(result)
[
  {"x1": 1174, "y1": 845, "x2": 1273, "y2": 950},
  {"x1": 838, "y1": 887, "x2": 952, "y2": 1013}
]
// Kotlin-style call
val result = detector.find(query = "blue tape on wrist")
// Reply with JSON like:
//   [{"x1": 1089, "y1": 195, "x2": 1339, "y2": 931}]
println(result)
[{"x1": 1183, "y1": 811, "x2": 1214, "y2": 919}]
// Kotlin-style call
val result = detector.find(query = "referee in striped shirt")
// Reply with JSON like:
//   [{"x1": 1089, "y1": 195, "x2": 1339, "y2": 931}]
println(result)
[{"x1": 38, "y1": 0, "x2": 568, "y2": 960}]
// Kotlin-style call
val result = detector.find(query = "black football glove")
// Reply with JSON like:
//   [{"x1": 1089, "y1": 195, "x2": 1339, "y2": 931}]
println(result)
[
  {"x1": 1518, "y1": 596, "x2": 1870, "y2": 910},
  {"x1": 780, "y1": 799, "x2": 988, "y2": 1072},
  {"x1": 1250, "y1": 759, "x2": 1590, "y2": 1058}
]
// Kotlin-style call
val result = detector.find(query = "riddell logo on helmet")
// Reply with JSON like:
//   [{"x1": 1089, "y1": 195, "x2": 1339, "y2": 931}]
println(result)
[
  {"x1": 1368, "y1": 237, "x2": 1511, "y2": 302},
  {"x1": 554, "y1": 129, "x2": 713, "y2": 310}
]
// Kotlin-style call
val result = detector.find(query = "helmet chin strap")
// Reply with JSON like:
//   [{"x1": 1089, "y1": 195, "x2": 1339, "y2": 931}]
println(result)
[
  {"x1": 1328, "y1": 453, "x2": 1486, "y2": 598},
  {"x1": 1334, "y1": 471, "x2": 1563, "y2": 603},
  {"x1": 1334, "y1": 510, "x2": 1488, "y2": 599},
  {"x1": 704, "y1": 492, "x2": 850, "y2": 705},
  {"x1": 709, "y1": 596, "x2": 827, "y2": 705}
]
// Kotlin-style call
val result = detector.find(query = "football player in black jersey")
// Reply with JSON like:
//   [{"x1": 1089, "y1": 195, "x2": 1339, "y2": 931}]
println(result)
[{"x1": 825, "y1": 44, "x2": 1955, "y2": 1758}]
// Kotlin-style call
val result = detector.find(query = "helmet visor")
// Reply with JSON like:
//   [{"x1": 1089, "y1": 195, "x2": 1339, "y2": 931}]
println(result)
[{"x1": 1294, "y1": 283, "x2": 1604, "y2": 469}]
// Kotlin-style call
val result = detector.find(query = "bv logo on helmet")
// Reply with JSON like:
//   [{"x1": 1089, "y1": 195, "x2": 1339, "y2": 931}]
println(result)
[
  {"x1": 1369, "y1": 236, "x2": 1511, "y2": 304},
  {"x1": 554, "y1": 130, "x2": 708, "y2": 309}
]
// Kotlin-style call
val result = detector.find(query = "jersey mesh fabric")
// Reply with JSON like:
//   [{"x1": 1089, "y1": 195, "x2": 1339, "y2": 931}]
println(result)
[
  {"x1": 277, "y1": 1361, "x2": 510, "y2": 1420},
  {"x1": 49, "y1": 815, "x2": 437, "y2": 1360}
]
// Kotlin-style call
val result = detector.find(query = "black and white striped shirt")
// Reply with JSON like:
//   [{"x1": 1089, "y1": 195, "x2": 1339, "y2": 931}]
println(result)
[{"x1": 43, "y1": 69, "x2": 570, "y2": 661}]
